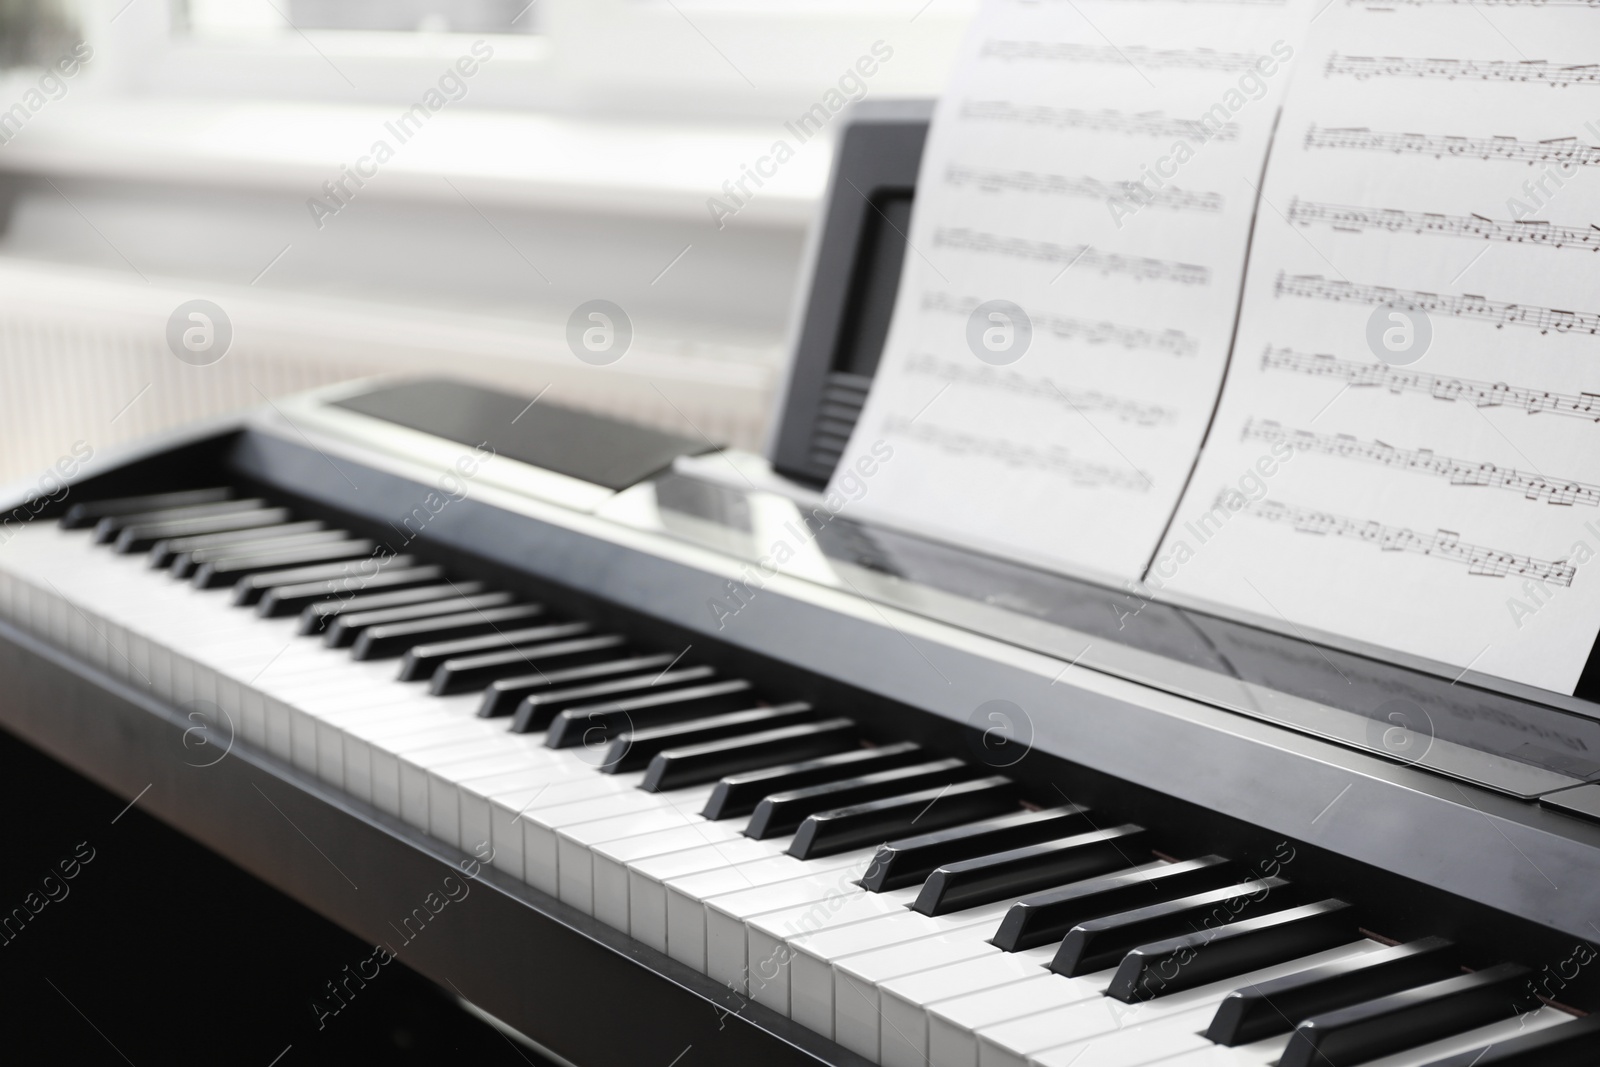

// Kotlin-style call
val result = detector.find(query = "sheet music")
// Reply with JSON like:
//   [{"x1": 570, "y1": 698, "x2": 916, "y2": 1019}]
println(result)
[
  {"x1": 1158, "y1": 0, "x2": 1600, "y2": 693},
  {"x1": 831, "y1": 0, "x2": 1308, "y2": 583}
]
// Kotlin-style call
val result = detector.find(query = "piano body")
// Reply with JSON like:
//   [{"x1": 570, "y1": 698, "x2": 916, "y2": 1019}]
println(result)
[{"x1": 3, "y1": 102, "x2": 1599, "y2": 1067}]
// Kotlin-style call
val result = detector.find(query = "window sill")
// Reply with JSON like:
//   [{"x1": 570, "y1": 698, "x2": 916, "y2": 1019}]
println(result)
[{"x1": 0, "y1": 98, "x2": 829, "y2": 227}]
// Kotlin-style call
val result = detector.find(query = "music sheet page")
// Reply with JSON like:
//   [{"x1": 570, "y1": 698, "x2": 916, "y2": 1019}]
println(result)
[
  {"x1": 1157, "y1": 1, "x2": 1600, "y2": 693},
  {"x1": 832, "y1": 0, "x2": 1308, "y2": 583}
]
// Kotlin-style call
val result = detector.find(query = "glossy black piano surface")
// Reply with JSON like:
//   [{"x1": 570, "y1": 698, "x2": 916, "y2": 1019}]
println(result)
[{"x1": 2, "y1": 376, "x2": 1598, "y2": 1067}]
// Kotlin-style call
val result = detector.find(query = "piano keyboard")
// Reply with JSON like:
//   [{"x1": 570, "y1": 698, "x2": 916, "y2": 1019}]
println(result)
[{"x1": 2, "y1": 487, "x2": 1595, "y2": 1067}]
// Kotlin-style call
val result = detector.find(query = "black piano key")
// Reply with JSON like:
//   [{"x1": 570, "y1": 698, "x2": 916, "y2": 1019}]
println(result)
[
  {"x1": 1051, "y1": 877, "x2": 1290, "y2": 977},
  {"x1": 1421, "y1": 1013, "x2": 1600, "y2": 1066},
  {"x1": 169, "y1": 524, "x2": 338, "y2": 578},
  {"x1": 701, "y1": 742, "x2": 925, "y2": 821},
  {"x1": 991, "y1": 855, "x2": 1238, "y2": 953},
  {"x1": 912, "y1": 824, "x2": 1149, "y2": 916},
  {"x1": 1207, "y1": 936, "x2": 1459, "y2": 1046},
  {"x1": 431, "y1": 635, "x2": 637, "y2": 694},
  {"x1": 478, "y1": 653, "x2": 677, "y2": 719},
  {"x1": 322, "y1": 591, "x2": 512, "y2": 646},
  {"x1": 140, "y1": 518, "x2": 334, "y2": 563},
  {"x1": 1107, "y1": 898, "x2": 1356, "y2": 1002},
  {"x1": 544, "y1": 679, "x2": 756, "y2": 748},
  {"x1": 595, "y1": 703, "x2": 815, "y2": 773},
  {"x1": 351, "y1": 603, "x2": 545, "y2": 660},
  {"x1": 1279, "y1": 963, "x2": 1538, "y2": 1067},
  {"x1": 744, "y1": 758, "x2": 979, "y2": 840},
  {"x1": 641, "y1": 718, "x2": 860, "y2": 792},
  {"x1": 257, "y1": 565, "x2": 448, "y2": 617},
  {"x1": 419, "y1": 630, "x2": 611, "y2": 687},
  {"x1": 788, "y1": 776, "x2": 1020, "y2": 861},
  {"x1": 399, "y1": 624, "x2": 590, "y2": 679},
  {"x1": 62, "y1": 487, "x2": 233, "y2": 528},
  {"x1": 112, "y1": 507, "x2": 294, "y2": 552},
  {"x1": 150, "y1": 520, "x2": 329, "y2": 568},
  {"x1": 861, "y1": 805, "x2": 1098, "y2": 893},
  {"x1": 300, "y1": 582, "x2": 486, "y2": 635},
  {"x1": 171, "y1": 529, "x2": 347, "y2": 577},
  {"x1": 231, "y1": 554, "x2": 418, "y2": 606},
  {"x1": 91, "y1": 497, "x2": 264, "y2": 542},
  {"x1": 507, "y1": 665, "x2": 717, "y2": 733},
  {"x1": 191, "y1": 538, "x2": 376, "y2": 589}
]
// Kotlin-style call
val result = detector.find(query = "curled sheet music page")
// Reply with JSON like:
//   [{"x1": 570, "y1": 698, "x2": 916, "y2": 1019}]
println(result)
[
  {"x1": 831, "y1": 0, "x2": 1309, "y2": 583},
  {"x1": 1157, "y1": 0, "x2": 1600, "y2": 693}
]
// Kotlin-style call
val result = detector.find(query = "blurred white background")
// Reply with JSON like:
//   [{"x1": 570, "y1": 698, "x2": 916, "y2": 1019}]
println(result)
[{"x1": 0, "y1": 0, "x2": 973, "y2": 482}]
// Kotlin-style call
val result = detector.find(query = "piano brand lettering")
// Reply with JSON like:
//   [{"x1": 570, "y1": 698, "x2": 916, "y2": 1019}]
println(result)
[
  {"x1": 1107, "y1": 40, "x2": 1293, "y2": 229},
  {"x1": 0, "y1": 841, "x2": 95, "y2": 948},
  {"x1": 306, "y1": 40, "x2": 495, "y2": 230},
  {"x1": 0, "y1": 440, "x2": 93, "y2": 548},
  {"x1": 0, "y1": 41, "x2": 93, "y2": 147},
  {"x1": 706, "y1": 41, "x2": 895, "y2": 231},
  {"x1": 706, "y1": 439, "x2": 893, "y2": 629},
  {"x1": 310, "y1": 845, "x2": 486, "y2": 1029}
]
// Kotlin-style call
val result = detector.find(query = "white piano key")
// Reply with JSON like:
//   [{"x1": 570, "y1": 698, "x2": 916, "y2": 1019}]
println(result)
[
  {"x1": 930, "y1": 972, "x2": 1113, "y2": 1067},
  {"x1": 993, "y1": 942, "x2": 1374, "y2": 1067},
  {"x1": 745, "y1": 888, "x2": 929, "y2": 1030},
  {"x1": 483, "y1": 774, "x2": 641, "y2": 879},
  {"x1": 628, "y1": 838, "x2": 783, "y2": 952},
  {"x1": 664, "y1": 851, "x2": 869, "y2": 974},
  {"x1": 457, "y1": 766, "x2": 592, "y2": 871},
  {"x1": 880, "y1": 949, "x2": 1058, "y2": 1067},
  {"x1": 702, "y1": 852, "x2": 883, "y2": 995},
  {"x1": 556, "y1": 805, "x2": 733, "y2": 915},
  {"x1": 1015, "y1": 1006, "x2": 1215, "y2": 1067},
  {"x1": 521, "y1": 787, "x2": 684, "y2": 895},
  {"x1": 775, "y1": 897, "x2": 1012, "y2": 1037},
  {"x1": 835, "y1": 925, "x2": 1012, "y2": 1060},
  {"x1": 590, "y1": 823, "x2": 749, "y2": 932}
]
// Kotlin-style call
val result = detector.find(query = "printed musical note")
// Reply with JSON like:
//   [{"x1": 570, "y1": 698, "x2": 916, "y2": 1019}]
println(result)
[
  {"x1": 1287, "y1": 198, "x2": 1600, "y2": 251},
  {"x1": 1242, "y1": 418, "x2": 1600, "y2": 505},
  {"x1": 1260, "y1": 347, "x2": 1600, "y2": 423},
  {"x1": 1305, "y1": 124, "x2": 1600, "y2": 167},
  {"x1": 904, "y1": 354, "x2": 1178, "y2": 425},
  {"x1": 1235, "y1": 496, "x2": 1578, "y2": 585},
  {"x1": 983, "y1": 40, "x2": 1273, "y2": 73},
  {"x1": 962, "y1": 100, "x2": 1241, "y2": 143},
  {"x1": 1327, "y1": 53, "x2": 1600, "y2": 88},
  {"x1": 1275, "y1": 273, "x2": 1600, "y2": 334},
  {"x1": 938, "y1": 228, "x2": 1211, "y2": 284},
  {"x1": 921, "y1": 292, "x2": 1199, "y2": 356},
  {"x1": 883, "y1": 417, "x2": 1153, "y2": 492},
  {"x1": 946, "y1": 165, "x2": 1226, "y2": 214}
]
